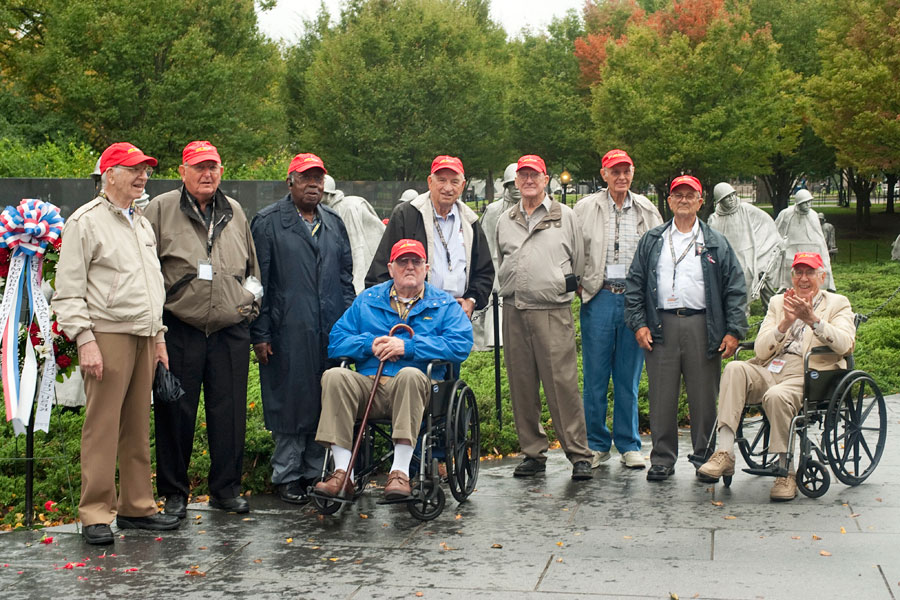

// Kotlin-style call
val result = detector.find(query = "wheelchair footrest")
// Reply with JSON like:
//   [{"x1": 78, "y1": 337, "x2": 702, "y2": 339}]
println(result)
[
  {"x1": 308, "y1": 490, "x2": 354, "y2": 504},
  {"x1": 742, "y1": 466, "x2": 788, "y2": 478},
  {"x1": 376, "y1": 496, "x2": 415, "y2": 505}
]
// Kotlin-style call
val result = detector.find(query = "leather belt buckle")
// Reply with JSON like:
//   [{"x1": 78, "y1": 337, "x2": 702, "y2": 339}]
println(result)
[{"x1": 604, "y1": 281, "x2": 626, "y2": 294}]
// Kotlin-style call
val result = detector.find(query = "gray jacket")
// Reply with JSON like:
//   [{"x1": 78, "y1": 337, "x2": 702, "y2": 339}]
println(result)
[
  {"x1": 624, "y1": 219, "x2": 748, "y2": 357},
  {"x1": 496, "y1": 198, "x2": 584, "y2": 309}
]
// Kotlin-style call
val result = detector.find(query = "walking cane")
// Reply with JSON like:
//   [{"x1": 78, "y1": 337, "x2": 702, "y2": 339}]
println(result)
[{"x1": 340, "y1": 323, "x2": 414, "y2": 497}]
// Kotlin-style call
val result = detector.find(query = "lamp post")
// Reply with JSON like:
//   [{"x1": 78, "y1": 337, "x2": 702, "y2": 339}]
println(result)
[{"x1": 560, "y1": 169, "x2": 572, "y2": 206}]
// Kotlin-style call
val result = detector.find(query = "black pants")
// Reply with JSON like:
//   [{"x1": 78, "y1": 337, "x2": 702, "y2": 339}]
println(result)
[{"x1": 154, "y1": 313, "x2": 250, "y2": 499}]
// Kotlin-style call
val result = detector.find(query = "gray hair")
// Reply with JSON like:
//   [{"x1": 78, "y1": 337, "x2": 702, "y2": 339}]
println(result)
[{"x1": 100, "y1": 170, "x2": 109, "y2": 192}]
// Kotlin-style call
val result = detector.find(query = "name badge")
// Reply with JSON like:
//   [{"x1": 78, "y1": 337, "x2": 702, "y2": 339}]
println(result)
[
  {"x1": 606, "y1": 264, "x2": 628, "y2": 279},
  {"x1": 664, "y1": 295, "x2": 681, "y2": 310},
  {"x1": 198, "y1": 259, "x2": 213, "y2": 281},
  {"x1": 768, "y1": 358, "x2": 785, "y2": 374}
]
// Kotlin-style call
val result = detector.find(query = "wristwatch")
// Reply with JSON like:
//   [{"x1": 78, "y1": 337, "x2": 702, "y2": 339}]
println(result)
[{"x1": 811, "y1": 319, "x2": 823, "y2": 334}]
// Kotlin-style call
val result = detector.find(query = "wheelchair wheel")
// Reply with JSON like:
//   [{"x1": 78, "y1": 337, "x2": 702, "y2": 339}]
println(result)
[
  {"x1": 407, "y1": 479, "x2": 445, "y2": 521},
  {"x1": 736, "y1": 411, "x2": 777, "y2": 471},
  {"x1": 446, "y1": 382, "x2": 480, "y2": 503},
  {"x1": 312, "y1": 494, "x2": 343, "y2": 515},
  {"x1": 796, "y1": 459, "x2": 830, "y2": 498},
  {"x1": 823, "y1": 372, "x2": 887, "y2": 486}
]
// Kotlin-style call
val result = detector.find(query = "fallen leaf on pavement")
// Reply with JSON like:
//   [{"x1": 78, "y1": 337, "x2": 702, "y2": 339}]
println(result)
[
  {"x1": 556, "y1": 558, "x2": 563, "y2": 563},
  {"x1": 556, "y1": 541, "x2": 564, "y2": 547},
  {"x1": 791, "y1": 536, "x2": 801, "y2": 540},
  {"x1": 711, "y1": 501, "x2": 723, "y2": 507},
  {"x1": 285, "y1": 538, "x2": 293, "y2": 544},
  {"x1": 253, "y1": 559, "x2": 262, "y2": 564},
  {"x1": 820, "y1": 550, "x2": 832, "y2": 556},
  {"x1": 623, "y1": 536, "x2": 633, "y2": 540},
  {"x1": 812, "y1": 535, "x2": 822, "y2": 540},
  {"x1": 415, "y1": 593, "x2": 424, "y2": 597},
  {"x1": 670, "y1": 593, "x2": 679, "y2": 599},
  {"x1": 849, "y1": 513, "x2": 860, "y2": 518},
  {"x1": 328, "y1": 557, "x2": 339, "y2": 562},
  {"x1": 840, "y1": 527, "x2": 846, "y2": 534},
  {"x1": 491, "y1": 543, "x2": 503, "y2": 549},
  {"x1": 359, "y1": 514, "x2": 368, "y2": 519},
  {"x1": 185, "y1": 568, "x2": 206, "y2": 577},
  {"x1": 724, "y1": 516, "x2": 737, "y2": 520},
  {"x1": 876, "y1": 498, "x2": 883, "y2": 502},
  {"x1": 455, "y1": 514, "x2": 462, "y2": 520}
]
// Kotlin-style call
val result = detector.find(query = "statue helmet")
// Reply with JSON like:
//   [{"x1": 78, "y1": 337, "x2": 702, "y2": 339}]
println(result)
[
  {"x1": 323, "y1": 174, "x2": 336, "y2": 194},
  {"x1": 502, "y1": 162, "x2": 518, "y2": 186},
  {"x1": 400, "y1": 188, "x2": 418, "y2": 202},
  {"x1": 793, "y1": 189, "x2": 814, "y2": 205},
  {"x1": 92, "y1": 158, "x2": 102, "y2": 177},
  {"x1": 713, "y1": 182, "x2": 737, "y2": 203}
]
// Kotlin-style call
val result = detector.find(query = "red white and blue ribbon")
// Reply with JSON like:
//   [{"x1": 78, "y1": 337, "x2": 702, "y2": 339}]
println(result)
[{"x1": 0, "y1": 199, "x2": 64, "y2": 434}]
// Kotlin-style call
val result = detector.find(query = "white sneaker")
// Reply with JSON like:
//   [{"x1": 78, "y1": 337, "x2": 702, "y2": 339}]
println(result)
[
  {"x1": 620, "y1": 450, "x2": 646, "y2": 469},
  {"x1": 591, "y1": 450, "x2": 611, "y2": 468}
]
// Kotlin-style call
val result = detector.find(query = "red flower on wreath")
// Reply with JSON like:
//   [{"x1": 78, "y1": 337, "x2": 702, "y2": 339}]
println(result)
[
  {"x1": 56, "y1": 355, "x2": 72, "y2": 368},
  {"x1": 0, "y1": 262, "x2": 8, "y2": 278}
]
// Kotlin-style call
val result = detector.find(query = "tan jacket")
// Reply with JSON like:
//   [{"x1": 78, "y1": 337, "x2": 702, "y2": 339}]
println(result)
[
  {"x1": 496, "y1": 197, "x2": 584, "y2": 309},
  {"x1": 574, "y1": 190, "x2": 663, "y2": 303},
  {"x1": 53, "y1": 196, "x2": 166, "y2": 346},
  {"x1": 144, "y1": 188, "x2": 260, "y2": 335},
  {"x1": 753, "y1": 290, "x2": 856, "y2": 370}
]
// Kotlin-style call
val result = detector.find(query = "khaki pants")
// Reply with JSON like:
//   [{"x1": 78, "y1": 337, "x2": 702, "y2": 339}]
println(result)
[
  {"x1": 80, "y1": 333, "x2": 157, "y2": 526},
  {"x1": 316, "y1": 367, "x2": 429, "y2": 449},
  {"x1": 503, "y1": 304, "x2": 591, "y2": 464},
  {"x1": 716, "y1": 355, "x2": 804, "y2": 454}
]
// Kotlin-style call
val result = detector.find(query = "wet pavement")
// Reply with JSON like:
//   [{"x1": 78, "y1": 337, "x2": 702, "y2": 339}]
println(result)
[{"x1": 2, "y1": 395, "x2": 899, "y2": 599}]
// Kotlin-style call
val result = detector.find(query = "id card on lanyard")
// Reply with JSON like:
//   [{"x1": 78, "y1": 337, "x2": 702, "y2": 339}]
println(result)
[{"x1": 197, "y1": 202, "x2": 216, "y2": 280}]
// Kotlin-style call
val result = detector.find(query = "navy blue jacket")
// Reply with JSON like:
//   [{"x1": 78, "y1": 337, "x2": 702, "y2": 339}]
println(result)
[{"x1": 624, "y1": 219, "x2": 748, "y2": 357}]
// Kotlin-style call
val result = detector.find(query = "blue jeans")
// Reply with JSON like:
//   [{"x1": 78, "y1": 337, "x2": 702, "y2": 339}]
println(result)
[{"x1": 580, "y1": 290, "x2": 644, "y2": 453}]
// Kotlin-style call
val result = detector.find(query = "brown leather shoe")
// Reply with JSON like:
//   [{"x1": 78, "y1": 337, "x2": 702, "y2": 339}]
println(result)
[
  {"x1": 314, "y1": 470, "x2": 354, "y2": 498},
  {"x1": 384, "y1": 470, "x2": 412, "y2": 500}
]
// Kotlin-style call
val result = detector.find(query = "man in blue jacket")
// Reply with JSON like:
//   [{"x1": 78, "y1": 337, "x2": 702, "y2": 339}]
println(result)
[
  {"x1": 315, "y1": 239, "x2": 474, "y2": 500},
  {"x1": 625, "y1": 175, "x2": 748, "y2": 482}
]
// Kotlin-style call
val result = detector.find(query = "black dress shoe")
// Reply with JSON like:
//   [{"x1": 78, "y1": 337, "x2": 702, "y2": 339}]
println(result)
[
  {"x1": 277, "y1": 481, "x2": 309, "y2": 505},
  {"x1": 647, "y1": 464, "x2": 675, "y2": 481},
  {"x1": 82, "y1": 524, "x2": 114, "y2": 545},
  {"x1": 513, "y1": 457, "x2": 546, "y2": 477},
  {"x1": 209, "y1": 495, "x2": 250, "y2": 513},
  {"x1": 116, "y1": 512, "x2": 181, "y2": 530},
  {"x1": 164, "y1": 494, "x2": 187, "y2": 519},
  {"x1": 571, "y1": 460, "x2": 593, "y2": 480}
]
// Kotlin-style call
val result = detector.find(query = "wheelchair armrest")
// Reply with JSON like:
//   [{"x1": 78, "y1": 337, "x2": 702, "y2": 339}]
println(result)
[
  {"x1": 809, "y1": 346, "x2": 836, "y2": 355},
  {"x1": 338, "y1": 357, "x2": 354, "y2": 369},
  {"x1": 426, "y1": 360, "x2": 452, "y2": 382}
]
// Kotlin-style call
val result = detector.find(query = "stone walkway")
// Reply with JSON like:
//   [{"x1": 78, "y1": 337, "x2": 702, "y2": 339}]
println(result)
[{"x1": 2, "y1": 396, "x2": 898, "y2": 599}]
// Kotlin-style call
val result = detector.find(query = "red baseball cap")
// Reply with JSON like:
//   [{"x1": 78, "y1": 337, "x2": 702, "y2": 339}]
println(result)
[
  {"x1": 430, "y1": 155, "x2": 464, "y2": 176},
  {"x1": 517, "y1": 155, "x2": 547, "y2": 175},
  {"x1": 287, "y1": 153, "x2": 327, "y2": 177},
  {"x1": 389, "y1": 239, "x2": 426, "y2": 262},
  {"x1": 602, "y1": 149, "x2": 633, "y2": 169},
  {"x1": 791, "y1": 252, "x2": 824, "y2": 270},
  {"x1": 182, "y1": 140, "x2": 221, "y2": 165},
  {"x1": 670, "y1": 175, "x2": 702, "y2": 194},
  {"x1": 98, "y1": 142, "x2": 157, "y2": 173}
]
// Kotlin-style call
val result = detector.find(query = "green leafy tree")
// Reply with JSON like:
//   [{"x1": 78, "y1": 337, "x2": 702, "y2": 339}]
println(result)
[
  {"x1": 506, "y1": 12, "x2": 596, "y2": 179},
  {"x1": 585, "y1": 5, "x2": 800, "y2": 216},
  {"x1": 291, "y1": 0, "x2": 509, "y2": 180},
  {"x1": 4, "y1": 0, "x2": 285, "y2": 168},
  {"x1": 807, "y1": 0, "x2": 900, "y2": 227}
]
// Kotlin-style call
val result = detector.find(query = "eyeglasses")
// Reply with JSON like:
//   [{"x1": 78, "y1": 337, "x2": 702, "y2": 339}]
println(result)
[
  {"x1": 791, "y1": 268, "x2": 819, "y2": 279},
  {"x1": 185, "y1": 163, "x2": 222, "y2": 174},
  {"x1": 116, "y1": 165, "x2": 153, "y2": 177},
  {"x1": 393, "y1": 257, "x2": 425, "y2": 268},
  {"x1": 670, "y1": 193, "x2": 699, "y2": 201},
  {"x1": 517, "y1": 171, "x2": 544, "y2": 181}
]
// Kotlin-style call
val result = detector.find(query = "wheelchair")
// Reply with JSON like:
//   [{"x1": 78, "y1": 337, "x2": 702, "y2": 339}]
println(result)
[
  {"x1": 309, "y1": 360, "x2": 481, "y2": 521},
  {"x1": 695, "y1": 314, "x2": 887, "y2": 498}
]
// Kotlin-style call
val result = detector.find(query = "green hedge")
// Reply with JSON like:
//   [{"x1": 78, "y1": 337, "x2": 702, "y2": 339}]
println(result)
[{"x1": 2, "y1": 261, "x2": 898, "y2": 527}]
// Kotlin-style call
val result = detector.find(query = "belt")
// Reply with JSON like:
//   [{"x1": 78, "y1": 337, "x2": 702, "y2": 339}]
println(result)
[
  {"x1": 601, "y1": 281, "x2": 627, "y2": 294},
  {"x1": 661, "y1": 308, "x2": 706, "y2": 317}
]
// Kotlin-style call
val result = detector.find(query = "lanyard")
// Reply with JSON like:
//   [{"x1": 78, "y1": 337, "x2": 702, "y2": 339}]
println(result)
[
  {"x1": 390, "y1": 286, "x2": 422, "y2": 321},
  {"x1": 200, "y1": 204, "x2": 216, "y2": 256},
  {"x1": 613, "y1": 204, "x2": 622, "y2": 263},
  {"x1": 667, "y1": 223, "x2": 700, "y2": 292},
  {"x1": 432, "y1": 203, "x2": 456, "y2": 271}
]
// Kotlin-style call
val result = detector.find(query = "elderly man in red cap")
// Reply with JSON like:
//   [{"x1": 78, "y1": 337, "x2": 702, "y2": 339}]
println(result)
[
  {"x1": 625, "y1": 175, "x2": 747, "y2": 482},
  {"x1": 574, "y1": 149, "x2": 663, "y2": 472},
  {"x1": 144, "y1": 140, "x2": 260, "y2": 517},
  {"x1": 249, "y1": 153, "x2": 354, "y2": 505},
  {"x1": 54, "y1": 142, "x2": 180, "y2": 544},
  {"x1": 366, "y1": 155, "x2": 493, "y2": 320},
  {"x1": 315, "y1": 239, "x2": 473, "y2": 500},
  {"x1": 697, "y1": 252, "x2": 855, "y2": 500},
  {"x1": 496, "y1": 154, "x2": 593, "y2": 481}
]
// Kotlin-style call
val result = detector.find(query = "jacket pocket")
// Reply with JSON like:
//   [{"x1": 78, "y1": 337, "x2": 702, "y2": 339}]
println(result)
[{"x1": 106, "y1": 272, "x2": 121, "y2": 307}]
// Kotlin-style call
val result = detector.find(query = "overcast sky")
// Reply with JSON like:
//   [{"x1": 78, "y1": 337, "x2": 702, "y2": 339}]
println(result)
[{"x1": 256, "y1": 0, "x2": 586, "y2": 42}]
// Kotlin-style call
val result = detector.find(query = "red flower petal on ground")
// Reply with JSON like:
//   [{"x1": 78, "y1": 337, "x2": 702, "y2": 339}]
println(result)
[{"x1": 40, "y1": 537, "x2": 53, "y2": 545}]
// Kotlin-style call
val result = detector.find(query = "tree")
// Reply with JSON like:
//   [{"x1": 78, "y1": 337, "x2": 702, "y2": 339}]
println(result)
[
  {"x1": 807, "y1": 0, "x2": 900, "y2": 227},
  {"x1": 582, "y1": 4, "x2": 800, "y2": 216},
  {"x1": 290, "y1": 0, "x2": 508, "y2": 181},
  {"x1": 4, "y1": 0, "x2": 285, "y2": 167},
  {"x1": 506, "y1": 12, "x2": 596, "y2": 179}
]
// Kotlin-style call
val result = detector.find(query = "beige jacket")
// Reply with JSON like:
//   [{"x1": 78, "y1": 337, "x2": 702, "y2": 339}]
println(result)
[
  {"x1": 53, "y1": 196, "x2": 166, "y2": 346},
  {"x1": 574, "y1": 189, "x2": 662, "y2": 303},
  {"x1": 753, "y1": 290, "x2": 856, "y2": 370},
  {"x1": 144, "y1": 188, "x2": 260, "y2": 335},
  {"x1": 496, "y1": 197, "x2": 584, "y2": 309}
]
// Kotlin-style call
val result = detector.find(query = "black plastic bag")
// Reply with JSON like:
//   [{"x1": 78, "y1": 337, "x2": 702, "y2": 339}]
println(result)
[{"x1": 153, "y1": 362, "x2": 186, "y2": 404}]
